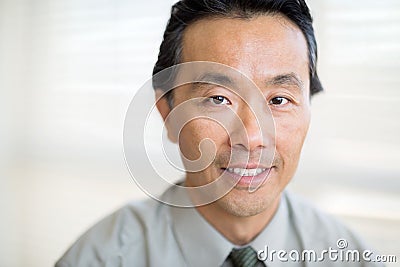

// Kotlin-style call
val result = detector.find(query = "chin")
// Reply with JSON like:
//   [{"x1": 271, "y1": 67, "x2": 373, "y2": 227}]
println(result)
[{"x1": 216, "y1": 187, "x2": 277, "y2": 217}]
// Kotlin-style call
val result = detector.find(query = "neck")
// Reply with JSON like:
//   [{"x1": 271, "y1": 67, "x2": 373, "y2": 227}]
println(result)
[{"x1": 195, "y1": 194, "x2": 281, "y2": 245}]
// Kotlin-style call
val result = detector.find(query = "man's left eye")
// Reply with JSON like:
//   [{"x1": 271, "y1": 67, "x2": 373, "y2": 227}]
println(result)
[
  {"x1": 269, "y1": 97, "x2": 289, "y2": 106},
  {"x1": 209, "y1": 96, "x2": 231, "y2": 105}
]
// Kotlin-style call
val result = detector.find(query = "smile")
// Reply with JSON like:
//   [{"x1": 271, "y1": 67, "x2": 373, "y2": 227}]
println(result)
[{"x1": 225, "y1": 168, "x2": 267, "y2": 176}]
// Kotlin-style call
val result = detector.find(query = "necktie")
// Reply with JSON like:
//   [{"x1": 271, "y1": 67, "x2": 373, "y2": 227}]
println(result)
[{"x1": 229, "y1": 246, "x2": 265, "y2": 267}]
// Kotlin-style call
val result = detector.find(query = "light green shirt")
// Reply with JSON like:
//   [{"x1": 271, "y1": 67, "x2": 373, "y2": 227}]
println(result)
[{"x1": 56, "y1": 184, "x2": 384, "y2": 267}]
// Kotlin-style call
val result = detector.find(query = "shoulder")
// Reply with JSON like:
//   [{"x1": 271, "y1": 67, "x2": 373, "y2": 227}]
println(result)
[
  {"x1": 285, "y1": 191, "x2": 370, "y2": 250},
  {"x1": 55, "y1": 197, "x2": 169, "y2": 267},
  {"x1": 284, "y1": 191, "x2": 384, "y2": 266}
]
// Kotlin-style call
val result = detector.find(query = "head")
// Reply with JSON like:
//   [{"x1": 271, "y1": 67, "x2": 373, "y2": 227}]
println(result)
[
  {"x1": 154, "y1": 0, "x2": 322, "y2": 217},
  {"x1": 153, "y1": 0, "x2": 323, "y2": 101}
]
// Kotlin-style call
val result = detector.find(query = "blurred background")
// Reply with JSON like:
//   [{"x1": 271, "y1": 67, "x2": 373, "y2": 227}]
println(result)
[{"x1": 0, "y1": 0, "x2": 399, "y2": 266}]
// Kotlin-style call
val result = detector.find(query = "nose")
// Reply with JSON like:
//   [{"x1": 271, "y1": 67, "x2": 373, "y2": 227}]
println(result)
[{"x1": 229, "y1": 103, "x2": 272, "y2": 151}]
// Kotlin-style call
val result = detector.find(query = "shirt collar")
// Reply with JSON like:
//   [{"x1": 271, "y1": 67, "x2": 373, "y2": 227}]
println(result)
[{"x1": 162, "y1": 185, "x2": 289, "y2": 267}]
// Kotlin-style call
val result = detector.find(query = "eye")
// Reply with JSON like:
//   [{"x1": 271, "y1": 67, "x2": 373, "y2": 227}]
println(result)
[
  {"x1": 209, "y1": 95, "x2": 231, "y2": 105},
  {"x1": 269, "y1": 97, "x2": 289, "y2": 106}
]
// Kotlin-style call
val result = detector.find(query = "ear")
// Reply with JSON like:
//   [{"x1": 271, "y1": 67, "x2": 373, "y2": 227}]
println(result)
[
  {"x1": 155, "y1": 90, "x2": 178, "y2": 143},
  {"x1": 155, "y1": 89, "x2": 170, "y2": 121}
]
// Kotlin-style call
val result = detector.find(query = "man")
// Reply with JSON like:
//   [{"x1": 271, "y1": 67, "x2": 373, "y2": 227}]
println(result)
[{"x1": 56, "y1": 0, "x2": 383, "y2": 266}]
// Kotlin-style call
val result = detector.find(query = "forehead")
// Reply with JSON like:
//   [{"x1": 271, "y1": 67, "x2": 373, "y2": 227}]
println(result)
[{"x1": 181, "y1": 15, "x2": 309, "y2": 84}]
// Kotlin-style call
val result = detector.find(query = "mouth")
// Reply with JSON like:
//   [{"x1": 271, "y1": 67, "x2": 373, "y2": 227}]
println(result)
[{"x1": 221, "y1": 166, "x2": 273, "y2": 190}]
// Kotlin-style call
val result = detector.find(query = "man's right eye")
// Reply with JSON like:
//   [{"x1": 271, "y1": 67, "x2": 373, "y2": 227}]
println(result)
[{"x1": 209, "y1": 95, "x2": 231, "y2": 105}]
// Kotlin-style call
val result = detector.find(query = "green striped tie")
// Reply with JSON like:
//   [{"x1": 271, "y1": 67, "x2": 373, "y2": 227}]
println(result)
[{"x1": 229, "y1": 246, "x2": 265, "y2": 267}]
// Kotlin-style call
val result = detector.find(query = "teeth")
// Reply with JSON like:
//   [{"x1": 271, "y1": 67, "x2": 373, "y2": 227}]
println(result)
[
  {"x1": 234, "y1": 168, "x2": 241, "y2": 175},
  {"x1": 226, "y1": 168, "x2": 266, "y2": 176}
]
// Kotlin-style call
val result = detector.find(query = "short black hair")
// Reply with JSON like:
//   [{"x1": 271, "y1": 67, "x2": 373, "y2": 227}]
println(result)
[{"x1": 153, "y1": 0, "x2": 323, "y2": 102}]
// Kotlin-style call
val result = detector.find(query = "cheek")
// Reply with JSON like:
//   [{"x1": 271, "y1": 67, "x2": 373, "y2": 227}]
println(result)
[
  {"x1": 178, "y1": 119, "x2": 229, "y2": 160},
  {"x1": 275, "y1": 112, "x2": 310, "y2": 164}
]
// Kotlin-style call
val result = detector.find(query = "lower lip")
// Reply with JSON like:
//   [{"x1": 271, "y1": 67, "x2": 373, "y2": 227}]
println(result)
[{"x1": 222, "y1": 168, "x2": 272, "y2": 187}]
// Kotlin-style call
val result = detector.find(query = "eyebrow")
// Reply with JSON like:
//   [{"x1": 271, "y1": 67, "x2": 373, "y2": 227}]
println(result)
[
  {"x1": 266, "y1": 72, "x2": 304, "y2": 91},
  {"x1": 194, "y1": 72, "x2": 234, "y2": 87},
  {"x1": 188, "y1": 72, "x2": 235, "y2": 94}
]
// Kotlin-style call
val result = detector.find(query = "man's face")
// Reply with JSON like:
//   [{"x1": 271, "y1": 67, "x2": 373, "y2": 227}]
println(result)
[{"x1": 157, "y1": 15, "x2": 311, "y2": 216}]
